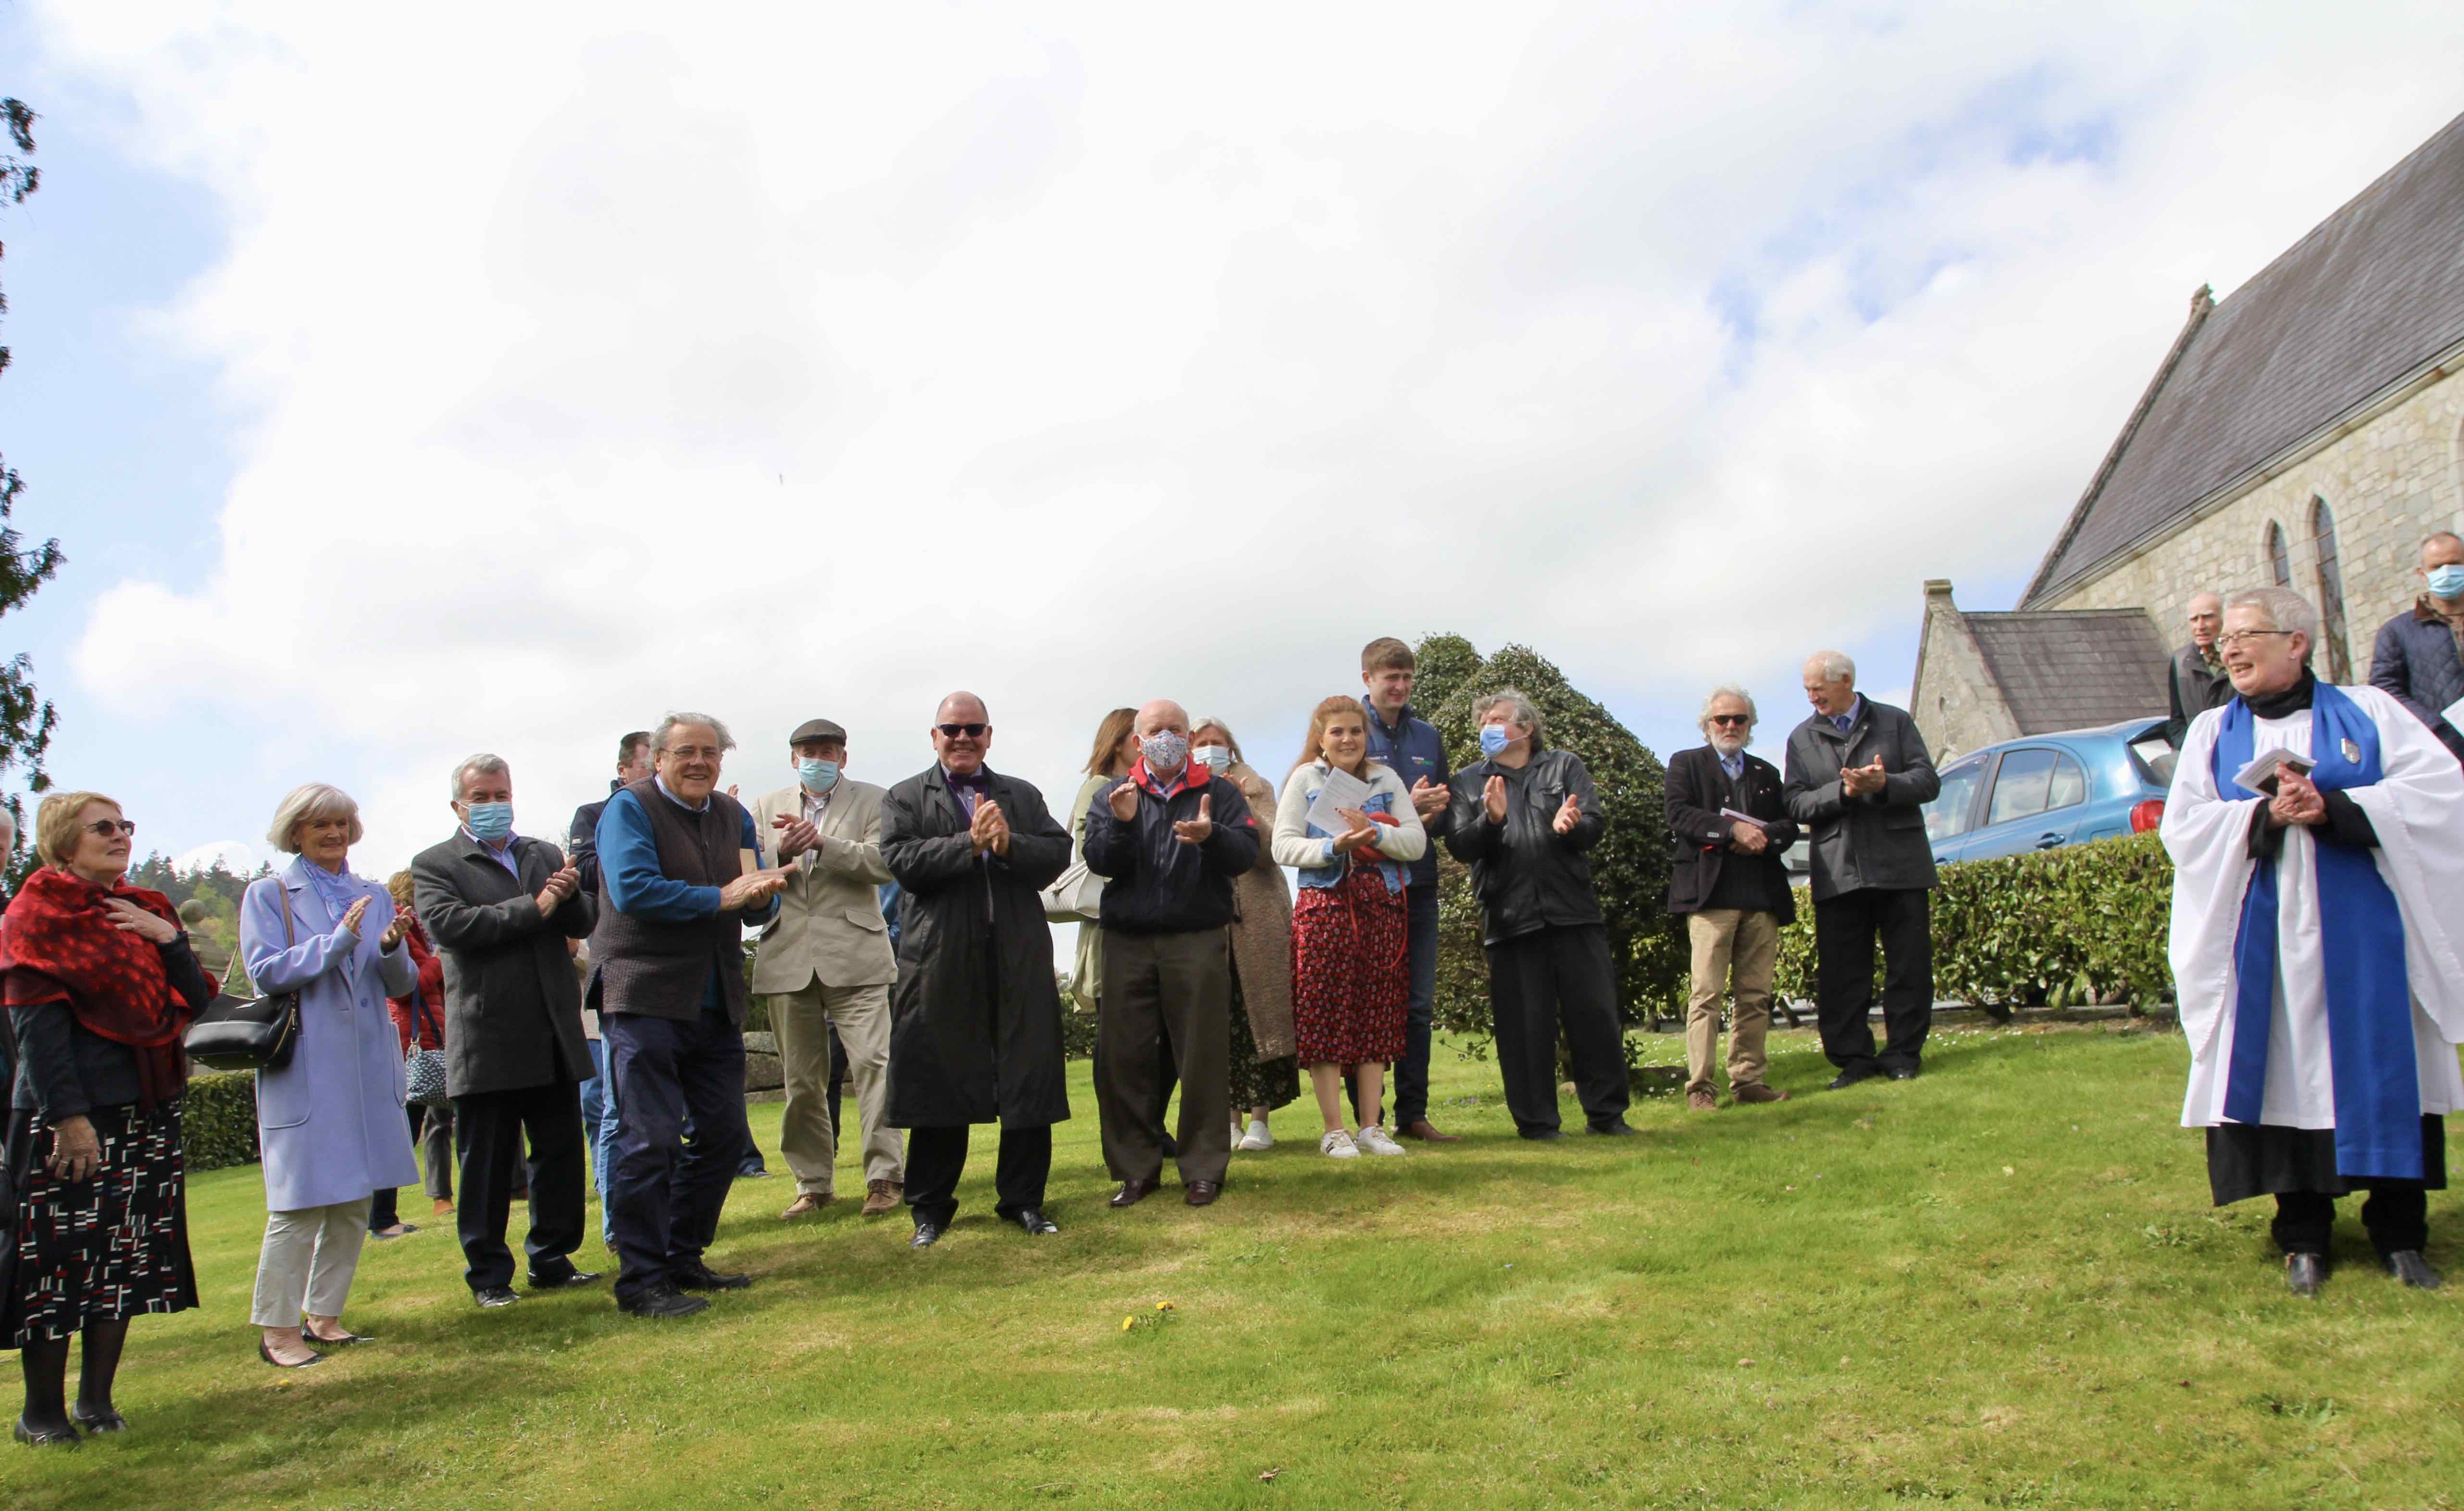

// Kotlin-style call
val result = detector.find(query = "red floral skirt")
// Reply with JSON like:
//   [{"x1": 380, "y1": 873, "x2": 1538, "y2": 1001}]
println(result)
[{"x1": 1290, "y1": 863, "x2": 1409, "y2": 1066}]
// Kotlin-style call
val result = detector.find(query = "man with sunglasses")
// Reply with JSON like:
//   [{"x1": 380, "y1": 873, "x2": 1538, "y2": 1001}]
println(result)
[{"x1": 1665, "y1": 687, "x2": 1800, "y2": 1111}]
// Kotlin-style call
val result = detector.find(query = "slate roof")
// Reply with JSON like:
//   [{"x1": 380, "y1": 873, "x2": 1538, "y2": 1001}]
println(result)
[
  {"x1": 1965, "y1": 608, "x2": 2171, "y2": 733},
  {"x1": 2023, "y1": 111, "x2": 2464, "y2": 606}
]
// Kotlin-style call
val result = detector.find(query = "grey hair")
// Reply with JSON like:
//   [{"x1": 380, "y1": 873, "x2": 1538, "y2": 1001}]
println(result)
[
  {"x1": 449, "y1": 752, "x2": 510, "y2": 800},
  {"x1": 267, "y1": 782, "x2": 365, "y2": 854},
  {"x1": 1698, "y1": 684, "x2": 1757, "y2": 736},
  {"x1": 1805, "y1": 649, "x2": 1855, "y2": 684},
  {"x1": 653, "y1": 711, "x2": 736, "y2": 754},
  {"x1": 1472, "y1": 688, "x2": 1546, "y2": 753},
  {"x1": 2226, "y1": 586, "x2": 2320, "y2": 645}
]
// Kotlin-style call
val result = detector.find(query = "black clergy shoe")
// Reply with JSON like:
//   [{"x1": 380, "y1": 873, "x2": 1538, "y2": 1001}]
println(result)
[
  {"x1": 1587, "y1": 1119, "x2": 1639, "y2": 1137},
  {"x1": 1110, "y1": 1177, "x2": 1159, "y2": 1209},
  {"x1": 68, "y1": 1406, "x2": 126, "y2": 1435},
  {"x1": 618, "y1": 1284, "x2": 709, "y2": 1319},
  {"x1": 474, "y1": 1286, "x2": 521, "y2": 1309},
  {"x1": 1184, "y1": 1181, "x2": 1221, "y2": 1208},
  {"x1": 2286, "y1": 1254, "x2": 2328, "y2": 1297},
  {"x1": 910, "y1": 1222, "x2": 944, "y2": 1249},
  {"x1": 1013, "y1": 1209, "x2": 1059, "y2": 1236},
  {"x1": 527, "y1": 1270, "x2": 603, "y2": 1291},
  {"x1": 1827, "y1": 1065, "x2": 1882, "y2": 1090},
  {"x1": 1885, "y1": 1066, "x2": 1919, "y2": 1082},
  {"x1": 12, "y1": 1416, "x2": 81, "y2": 1448},
  {"x1": 675, "y1": 1263, "x2": 752, "y2": 1291},
  {"x1": 2383, "y1": 1251, "x2": 2443, "y2": 1289}
]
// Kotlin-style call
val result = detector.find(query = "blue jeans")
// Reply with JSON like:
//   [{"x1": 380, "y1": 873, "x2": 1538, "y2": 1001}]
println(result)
[{"x1": 580, "y1": 1038, "x2": 621, "y2": 1243}]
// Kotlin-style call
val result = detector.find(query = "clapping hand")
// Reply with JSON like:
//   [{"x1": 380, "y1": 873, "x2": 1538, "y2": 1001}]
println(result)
[
  {"x1": 105, "y1": 897, "x2": 180, "y2": 945},
  {"x1": 1482, "y1": 775, "x2": 1507, "y2": 824},
  {"x1": 1108, "y1": 779, "x2": 1142, "y2": 822},
  {"x1": 338, "y1": 897, "x2": 371, "y2": 939},
  {"x1": 1729, "y1": 819, "x2": 1768, "y2": 854},
  {"x1": 1551, "y1": 793, "x2": 1583, "y2": 835},
  {"x1": 1172, "y1": 793, "x2": 1215, "y2": 846},
  {"x1": 772, "y1": 812, "x2": 822, "y2": 859},
  {"x1": 1409, "y1": 776, "x2": 1448, "y2": 819},
  {"x1": 380, "y1": 909, "x2": 409, "y2": 949},
  {"x1": 970, "y1": 796, "x2": 1012, "y2": 857},
  {"x1": 1841, "y1": 757, "x2": 1888, "y2": 798},
  {"x1": 2270, "y1": 770, "x2": 2328, "y2": 828},
  {"x1": 1332, "y1": 806, "x2": 1379, "y2": 855},
  {"x1": 718, "y1": 867, "x2": 792, "y2": 911},
  {"x1": 534, "y1": 864, "x2": 581, "y2": 917}
]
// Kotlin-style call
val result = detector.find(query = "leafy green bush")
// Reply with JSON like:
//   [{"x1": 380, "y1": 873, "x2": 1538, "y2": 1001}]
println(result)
[
  {"x1": 182, "y1": 1070, "x2": 261, "y2": 1173},
  {"x1": 1411, "y1": 635, "x2": 1684, "y2": 1042},
  {"x1": 1773, "y1": 830, "x2": 2175, "y2": 1009}
]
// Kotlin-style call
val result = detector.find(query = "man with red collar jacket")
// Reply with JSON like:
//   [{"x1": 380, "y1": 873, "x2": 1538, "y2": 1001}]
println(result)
[{"x1": 1081, "y1": 698, "x2": 1261, "y2": 1210}]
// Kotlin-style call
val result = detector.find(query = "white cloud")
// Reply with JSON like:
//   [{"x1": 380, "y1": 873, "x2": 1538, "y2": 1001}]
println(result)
[
  {"x1": 171, "y1": 839, "x2": 262, "y2": 876},
  {"x1": 28, "y1": 1, "x2": 2464, "y2": 874}
]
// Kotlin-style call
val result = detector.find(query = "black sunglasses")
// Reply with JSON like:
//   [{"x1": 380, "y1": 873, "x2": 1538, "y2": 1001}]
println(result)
[
  {"x1": 936, "y1": 723, "x2": 988, "y2": 739},
  {"x1": 1708, "y1": 714, "x2": 1752, "y2": 727}
]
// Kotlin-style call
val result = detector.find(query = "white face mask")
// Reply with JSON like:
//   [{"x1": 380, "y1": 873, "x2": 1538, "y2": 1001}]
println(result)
[{"x1": 1193, "y1": 744, "x2": 1232, "y2": 774}]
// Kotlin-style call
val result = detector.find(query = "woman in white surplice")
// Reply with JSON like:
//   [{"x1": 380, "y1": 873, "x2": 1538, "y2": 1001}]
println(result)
[{"x1": 2161, "y1": 586, "x2": 2464, "y2": 1297}]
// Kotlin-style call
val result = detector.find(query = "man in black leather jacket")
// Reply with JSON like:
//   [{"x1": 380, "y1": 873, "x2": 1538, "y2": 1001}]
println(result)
[{"x1": 1443, "y1": 688, "x2": 1634, "y2": 1140}]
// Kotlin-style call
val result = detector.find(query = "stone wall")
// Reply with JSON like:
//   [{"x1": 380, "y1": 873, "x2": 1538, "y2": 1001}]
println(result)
[
  {"x1": 1911, "y1": 581, "x2": 2022, "y2": 763},
  {"x1": 2043, "y1": 370, "x2": 2464, "y2": 674}
]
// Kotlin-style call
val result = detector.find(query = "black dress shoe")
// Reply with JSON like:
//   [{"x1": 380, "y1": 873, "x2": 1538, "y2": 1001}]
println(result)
[
  {"x1": 1184, "y1": 1180, "x2": 1221, "y2": 1207},
  {"x1": 1885, "y1": 1066, "x2": 1919, "y2": 1081},
  {"x1": 474, "y1": 1286, "x2": 522, "y2": 1309},
  {"x1": 910, "y1": 1221, "x2": 944, "y2": 1249},
  {"x1": 68, "y1": 1406, "x2": 126, "y2": 1435},
  {"x1": 674, "y1": 1263, "x2": 752, "y2": 1291},
  {"x1": 13, "y1": 1416, "x2": 80, "y2": 1448},
  {"x1": 305, "y1": 1328, "x2": 374, "y2": 1345},
  {"x1": 1013, "y1": 1209, "x2": 1059, "y2": 1236},
  {"x1": 1110, "y1": 1177, "x2": 1159, "y2": 1209},
  {"x1": 1587, "y1": 1119, "x2": 1639, "y2": 1137},
  {"x1": 258, "y1": 1338, "x2": 324, "y2": 1369},
  {"x1": 526, "y1": 1270, "x2": 604, "y2": 1291},
  {"x1": 2383, "y1": 1250, "x2": 2443, "y2": 1289},
  {"x1": 618, "y1": 1284, "x2": 710, "y2": 1319},
  {"x1": 1518, "y1": 1127, "x2": 1567, "y2": 1141},
  {"x1": 2286, "y1": 1253, "x2": 2328, "y2": 1297},
  {"x1": 1827, "y1": 1065, "x2": 1882, "y2": 1090}
]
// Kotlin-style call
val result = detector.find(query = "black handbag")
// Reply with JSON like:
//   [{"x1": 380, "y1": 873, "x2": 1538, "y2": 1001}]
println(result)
[{"x1": 183, "y1": 879, "x2": 302, "y2": 1073}]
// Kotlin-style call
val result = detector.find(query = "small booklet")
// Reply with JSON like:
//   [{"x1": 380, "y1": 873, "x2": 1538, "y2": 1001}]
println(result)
[
  {"x1": 1304, "y1": 765, "x2": 1374, "y2": 835},
  {"x1": 739, "y1": 846, "x2": 765, "y2": 878},
  {"x1": 1719, "y1": 807, "x2": 1768, "y2": 829},
  {"x1": 2232, "y1": 748, "x2": 2315, "y2": 796}
]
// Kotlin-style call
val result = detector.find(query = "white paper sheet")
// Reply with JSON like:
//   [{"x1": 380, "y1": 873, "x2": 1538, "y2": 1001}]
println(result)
[
  {"x1": 2232, "y1": 747, "x2": 2315, "y2": 795},
  {"x1": 2444, "y1": 694, "x2": 2464, "y2": 734},
  {"x1": 1304, "y1": 765, "x2": 1374, "y2": 835},
  {"x1": 1719, "y1": 807, "x2": 1767, "y2": 829}
]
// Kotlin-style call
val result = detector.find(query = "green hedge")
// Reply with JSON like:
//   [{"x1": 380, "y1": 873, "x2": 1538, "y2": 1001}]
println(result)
[
  {"x1": 1774, "y1": 830, "x2": 2175, "y2": 1009},
  {"x1": 183, "y1": 1070, "x2": 261, "y2": 1173}
]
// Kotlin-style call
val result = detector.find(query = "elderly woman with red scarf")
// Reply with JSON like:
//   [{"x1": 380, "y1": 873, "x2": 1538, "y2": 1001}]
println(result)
[{"x1": 2, "y1": 792, "x2": 213, "y2": 1447}]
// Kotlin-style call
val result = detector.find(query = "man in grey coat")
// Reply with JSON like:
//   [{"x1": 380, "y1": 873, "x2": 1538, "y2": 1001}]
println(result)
[
  {"x1": 411, "y1": 753, "x2": 602, "y2": 1307},
  {"x1": 2368, "y1": 530, "x2": 2464, "y2": 768},
  {"x1": 1781, "y1": 652, "x2": 1941, "y2": 1088},
  {"x1": 2168, "y1": 591, "x2": 2233, "y2": 730}
]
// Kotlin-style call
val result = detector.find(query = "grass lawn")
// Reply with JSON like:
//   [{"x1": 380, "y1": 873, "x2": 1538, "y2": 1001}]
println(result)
[{"x1": 12, "y1": 1020, "x2": 2461, "y2": 1510}]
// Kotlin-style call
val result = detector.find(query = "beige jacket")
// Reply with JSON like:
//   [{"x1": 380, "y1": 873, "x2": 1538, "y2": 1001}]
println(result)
[
  {"x1": 1224, "y1": 763, "x2": 1296, "y2": 1060},
  {"x1": 747, "y1": 778, "x2": 897, "y2": 993}
]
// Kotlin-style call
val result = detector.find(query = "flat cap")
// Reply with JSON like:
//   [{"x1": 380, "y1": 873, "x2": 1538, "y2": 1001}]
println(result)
[{"x1": 788, "y1": 718, "x2": 847, "y2": 746}]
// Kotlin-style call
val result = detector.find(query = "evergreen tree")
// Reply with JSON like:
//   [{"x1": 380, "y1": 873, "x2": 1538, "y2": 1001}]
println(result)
[{"x1": 0, "y1": 97, "x2": 64, "y2": 882}]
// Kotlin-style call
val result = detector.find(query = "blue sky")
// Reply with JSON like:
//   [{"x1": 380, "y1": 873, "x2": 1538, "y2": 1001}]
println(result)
[{"x1": 3, "y1": 3, "x2": 2460, "y2": 882}]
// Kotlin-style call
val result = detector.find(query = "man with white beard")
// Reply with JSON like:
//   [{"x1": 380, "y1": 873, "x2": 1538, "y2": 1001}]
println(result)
[{"x1": 2163, "y1": 586, "x2": 2464, "y2": 1297}]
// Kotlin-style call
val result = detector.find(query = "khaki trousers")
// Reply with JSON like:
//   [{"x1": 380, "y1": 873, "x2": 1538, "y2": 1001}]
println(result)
[
  {"x1": 249, "y1": 1197, "x2": 373, "y2": 1325},
  {"x1": 770, "y1": 979, "x2": 903, "y2": 1194},
  {"x1": 1685, "y1": 909, "x2": 1780, "y2": 1094}
]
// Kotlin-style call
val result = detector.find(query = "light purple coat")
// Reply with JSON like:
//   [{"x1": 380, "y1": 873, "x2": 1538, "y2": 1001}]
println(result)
[{"x1": 239, "y1": 857, "x2": 421, "y2": 1212}]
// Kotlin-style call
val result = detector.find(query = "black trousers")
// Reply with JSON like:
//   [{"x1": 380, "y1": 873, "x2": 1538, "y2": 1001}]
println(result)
[
  {"x1": 603, "y1": 1008, "x2": 748, "y2": 1304},
  {"x1": 1812, "y1": 886, "x2": 1933, "y2": 1073},
  {"x1": 2273, "y1": 1185, "x2": 2428, "y2": 1258},
  {"x1": 452, "y1": 1078, "x2": 587, "y2": 1292},
  {"x1": 904, "y1": 1124, "x2": 1052, "y2": 1228},
  {"x1": 1095, "y1": 929, "x2": 1232, "y2": 1187},
  {"x1": 1484, "y1": 924, "x2": 1630, "y2": 1135}
]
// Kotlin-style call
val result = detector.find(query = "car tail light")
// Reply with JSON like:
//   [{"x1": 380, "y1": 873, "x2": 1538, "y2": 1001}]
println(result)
[{"x1": 2128, "y1": 799, "x2": 2165, "y2": 834}]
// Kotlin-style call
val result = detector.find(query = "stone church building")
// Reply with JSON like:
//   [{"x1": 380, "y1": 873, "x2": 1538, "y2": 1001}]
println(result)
[{"x1": 1914, "y1": 110, "x2": 2464, "y2": 760}]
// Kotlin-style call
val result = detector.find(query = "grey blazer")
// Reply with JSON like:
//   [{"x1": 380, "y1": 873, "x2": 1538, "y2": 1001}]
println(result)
[
  {"x1": 1780, "y1": 698, "x2": 1941, "y2": 902},
  {"x1": 411, "y1": 832, "x2": 597, "y2": 1098}
]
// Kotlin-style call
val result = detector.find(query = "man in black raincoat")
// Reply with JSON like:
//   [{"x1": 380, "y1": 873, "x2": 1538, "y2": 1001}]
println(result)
[{"x1": 880, "y1": 692, "x2": 1073, "y2": 1248}]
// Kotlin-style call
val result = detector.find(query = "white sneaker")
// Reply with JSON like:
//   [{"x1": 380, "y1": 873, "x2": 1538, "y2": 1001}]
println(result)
[
  {"x1": 1356, "y1": 1124, "x2": 1407, "y2": 1157},
  {"x1": 1319, "y1": 1129, "x2": 1360, "y2": 1160},
  {"x1": 1232, "y1": 1119, "x2": 1246, "y2": 1147},
  {"x1": 1237, "y1": 1121, "x2": 1274, "y2": 1152}
]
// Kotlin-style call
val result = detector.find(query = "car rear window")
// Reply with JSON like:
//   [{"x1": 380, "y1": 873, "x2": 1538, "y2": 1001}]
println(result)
[{"x1": 2128, "y1": 731, "x2": 2178, "y2": 788}]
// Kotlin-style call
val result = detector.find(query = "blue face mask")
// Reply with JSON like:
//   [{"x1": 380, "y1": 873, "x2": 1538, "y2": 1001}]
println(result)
[
  {"x1": 464, "y1": 801, "x2": 514, "y2": 842},
  {"x1": 2428, "y1": 564, "x2": 2464, "y2": 600},
  {"x1": 798, "y1": 758, "x2": 840, "y2": 793},
  {"x1": 1478, "y1": 725, "x2": 1513, "y2": 758}
]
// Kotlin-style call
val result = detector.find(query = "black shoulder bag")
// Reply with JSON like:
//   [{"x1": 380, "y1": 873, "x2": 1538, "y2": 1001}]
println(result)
[{"x1": 183, "y1": 879, "x2": 303, "y2": 1073}]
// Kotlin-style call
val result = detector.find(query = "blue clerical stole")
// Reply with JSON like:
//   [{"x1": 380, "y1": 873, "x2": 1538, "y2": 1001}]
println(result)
[{"x1": 2211, "y1": 682, "x2": 2421, "y2": 1180}]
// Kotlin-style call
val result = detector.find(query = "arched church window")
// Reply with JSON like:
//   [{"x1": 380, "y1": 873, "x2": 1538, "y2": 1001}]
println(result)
[
  {"x1": 2310, "y1": 497, "x2": 2351, "y2": 683},
  {"x1": 2264, "y1": 521, "x2": 2290, "y2": 588}
]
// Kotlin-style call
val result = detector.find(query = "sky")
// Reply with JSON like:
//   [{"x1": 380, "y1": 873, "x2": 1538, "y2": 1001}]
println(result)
[{"x1": 3, "y1": 2, "x2": 2463, "y2": 886}]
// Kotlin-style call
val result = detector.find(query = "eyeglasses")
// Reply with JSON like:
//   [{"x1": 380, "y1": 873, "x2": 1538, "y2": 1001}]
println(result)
[
  {"x1": 665, "y1": 746, "x2": 725, "y2": 761},
  {"x1": 83, "y1": 819, "x2": 137, "y2": 839},
  {"x1": 2216, "y1": 630, "x2": 2296, "y2": 650},
  {"x1": 936, "y1": 723, "x2": 988, "y2": 739},
  {"x1": 1708, "y1": 714, "x2": 1752, "y2": 727}
]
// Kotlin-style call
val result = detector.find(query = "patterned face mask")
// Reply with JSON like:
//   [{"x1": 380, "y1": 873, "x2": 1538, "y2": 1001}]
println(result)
[{"x1": 1141, "y1": 731, "x2": 1190, "y2": 775}]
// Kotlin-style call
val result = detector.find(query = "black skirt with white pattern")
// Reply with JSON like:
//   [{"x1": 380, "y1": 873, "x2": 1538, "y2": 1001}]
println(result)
[{"x1": 2, "y1": 1098, "x2": 199, "y2": 1347}]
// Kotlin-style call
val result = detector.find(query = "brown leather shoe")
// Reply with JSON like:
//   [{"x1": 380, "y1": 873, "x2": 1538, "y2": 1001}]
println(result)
[
  {"x1": 1685, "y1": 1089, "x2": 1717, "y2": 1112},
  {"x1": 1732, "y1": 1083, "x2": 1792, "y2": 1105},
  {"x1": 859, "y1": 1179, "x2": 904, "y2": 1217},
  {"x1": 781, "y1": 1192, "x2": 834, "y2": 1220},
  {"x1": 1399, "y1": 1119, "x2": 1461, "y2": 1142},
  {"x1": 1110, "y1": 1177, "x2": 1159, "y2": 1209},
  {"x1": 431, "y1": 1198, "x2": 455, "y2": 1217},
  {"x1": 1183, "y1": 1180, "x2": 1221, "y2": 1208}
]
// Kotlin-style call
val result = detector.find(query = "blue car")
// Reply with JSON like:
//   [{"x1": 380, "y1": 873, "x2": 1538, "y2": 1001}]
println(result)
[{"x1": 1922, "y1": 717, "x2": 2178, "y2": 866}]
